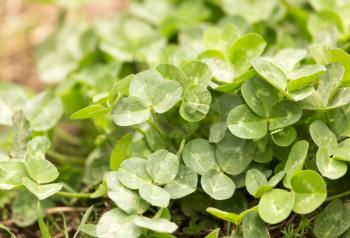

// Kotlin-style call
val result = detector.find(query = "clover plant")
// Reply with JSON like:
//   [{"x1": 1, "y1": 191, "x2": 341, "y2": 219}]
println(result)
[{"x1": 1, "y1": 0, "x2": 350, "y2": 237}]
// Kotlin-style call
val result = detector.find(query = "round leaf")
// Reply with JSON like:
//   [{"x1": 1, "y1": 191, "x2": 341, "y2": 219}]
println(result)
[
  {"x1": 180, "y1": 86, "x2": 211, "y2": 122},
  {"x1": 269, "y1": 100, "x2": 302, "y2": 130},
  {"x1": 241, "y1": 77, "x2": 279, "y2": 117},
  {"x1": 251, "y1": 57, "x2": 287, "y2": 91},
  {"x1": 283, "y1": 140, "x2": 309, "y2": 188},
  {"x1": 229, "y1": 33, "x2": 266, "y2": 74},
  {"x1": 105, "y1": 172, "x2": 149, "y2": 214},
  {"x1": 133, "y1": 216, "x2": 178, "y2": 233},
  {"x1": 25, "y1": 156, "x2": 59, "y2": 184},
  {"x1": 182, "y1": 139, "x2": 219, "y2": 175},
  {"x1": 316, "y1": 148, "x2": 347, "y2": 180},
  {"x1": 309, "y1": 120, "x2": 338, "y2": 155},
  {"x1": 227, "y1": 104, "x2": 267, "y2": 139},
  {"x1": 271, "y1": 126, "x2": 297, "y2": 147},
  {"x1": 242, "y1": 211, "x2": 270, "y2": 238},
  {"x1": 111, "y1": 97, "x2": 150, "y2": 126},
  {"x1": 290, "y1": 170, "x2": 327, "y2": 214},
  {"x1": 181, "y1": 61, "x2": 212, "y2": 88},
  {"x1": 216, "y1": 134, "x2": 254, "y2": 175},
  {"x1": 146, "y1": 149, "x2": 179, "y2": 185},
  {"x1": 96, "y1": 209, "x2": 141, "y2": 238},
  {"x1": 139, "y1": 183, "x2": 170, "y2": 208},
  {"x1": 23, "y1": 91, "x2": 63, "y2": 131},
  {"x1": 245, "y1": 169, "x2": 268, "y2": 197},
  {"x1": 201, "y1": 169, "x2": 235, "y2": 200},
  {"x1": 22, "y1": 177, "x2": 62, "y2": 200},
  {"x1": 164, "y1": 165, "x2": 198, "y2": 199},
  {"x1": 129, "y1": 69, "x2": 182, "y2": 113},
  {"x1": 258, "y1": 189, "x2": 294, "y2": 224},
  {"x1": 117, "y1": 158, "x2": 152, "y2": 190}
]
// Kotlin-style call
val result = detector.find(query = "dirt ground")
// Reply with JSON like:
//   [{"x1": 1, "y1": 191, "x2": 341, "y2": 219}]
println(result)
[{"x1": 0, "y1": 0, "x2": 128, "y2": 90}]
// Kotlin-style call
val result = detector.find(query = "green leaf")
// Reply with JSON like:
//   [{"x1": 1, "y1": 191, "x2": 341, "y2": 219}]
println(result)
[
  {"x1": 111, "y1": 97, "x2": 151, "y2": 126},
  {"x1": 252, "y1": 57, "x2": 287, "y2": 91},
  {"x1": 216, "y1": 134, "x2": 254, "y2": 175},
  {"x1": 222, "y1": 0, "x2": 277, "y2": 23},
  {"x1": 105, "y1": 172, "x2": 149, "y2": 214},
  {"x1": 139, "y1": 183, "x2": 170, "y2": 208},
  {"x1": 146, "y1": 149, "x2": 179, "y2": 185},
  {"x1": 37, "y1": 201, "x2": 52, "y2": 238},
  {"x1": 25, "y1": 156, "x2": 59, "y2": 184},
  {"x1": 334, "y1": 139, "x2": 350, "y2": 162},
  {"x1": 242, "y1": 211, "x2": 270, "y2": 238},
  {"x1": 313, "y1": 199, "x2": 350, "y2": 238},
  {"x1": 70, "y1": 104, "x2": 109, "y2": 119},
  {"x1": 133, "y1": 216, "x2": 178, "y2": 233},
  {"x1": 206, "y1": 206, "x2": 258, "y2": 225},
  {"x1": 209, "y1": 122, "x2": 227, "y2": 143},
  {"x1": 164, "y1": 165, "x2": 198, "y2": 199},
  {"x1": 241, "y1": 77, "x2": 279, "y2": 117},
  {"x1": 129, "y1": 69, "x2": 182, "y2": 113},
  {"x1": 0, "y1": 161, "x2": 27, "y2": 189},
  {"x1": 258, "y1": 189, "x2": 294, "y2": 224},
  {"x1": 96, "y1": 209, "x2": 141, "y2": 238},
  {"x1": 227, "y1": 104, "x2": 267, "y2": 139},
  {"x1": 110, "y1": 134, "x2": 133, "y2": 171},
  {"x1": 283, "y1": 140, "x2": 309, "y2": 188},
  {"x1": 316, "y1": 148, "x2": 347, "y2": 180},
  {"x1": 23, "y1": 91, "x2": 63, "y2": 131},
  {"x1": 309, "y1": 120, "x2": 338, "y2": 155},
  {"x1": 200, "y1": 55, "x2": 235, "y2": 84},
  {"x1": 23, "y1": 177, "x2": 62, "y2": 200},
  {"x1": 329, "y1": 105, "x2": 350, "y2": 137},
  {"x1": 201, "y1": 169, "x2": 235, "y2": 200},
  {"x1": 11, "y1": 111, "x2": 31, "y2": 160},
  {"x1": 290, "y1": 170, "x2": 327, "y2": 214},
  {"x1": 269, "y1": 100, "x2": 302, "y2": 130},
  {"x1": 245, "y1": 169, "x2": 268, "y2": 198},
  {"x1": 179, "y1": 85, "x2": 211, "y2": 122},
  {"x1": 273, "y1": 48, "x2": 307, "y2": 72},
  {"x1": 229, "y1": 33, "x2": 266, "y2": 75},
  {"x1": 204, "y1": 228, "x2": 220, "y2": 238},
  {"x1": 181, "y1": 61, "x2": 212, "y2": 88},
  {"x1": 182, "y1": 139, "x2": 219, "y2": 175},
  {"x1": 26, "y1": 136, "x2": 50, "y2": 158},
  {"x1": 287, "y1": 64, "x2": 326, "y2": 91},
  {"x1": 117, "y1": 158, "x2": 152, "y2": 190},
  {"x1": 157, "y1": 64, "x2": 187, "y2": 87},
  {"x1": 328, "y1": 48, "x2": 350, "y2": 83},
  {"x1": 271, "y1": 126, "x2": 297, "y2": 147},
  {"x1": 0, "y1": 98, "x2": 13, "y2": 126}
]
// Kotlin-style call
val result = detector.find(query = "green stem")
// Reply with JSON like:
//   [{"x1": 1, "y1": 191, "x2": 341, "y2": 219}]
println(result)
[
  {"x1": 148, "y1": 111, "x2": 175, "y2": 151},
  {"x1": 47, "y1": 150, "x2": 85, "y2": 165},
  {"x1": 57, "y1": 129, "x2": 81, "y2": 145},
  {"x1": 226, "y1": 222, "x2": 231, "y2": 236},
  {"x1": 56, "y1": 191, "x2": 91, "y2": 199},
  {"x1": 326, "y1": 190, "x2": 350, "y2": 202}
]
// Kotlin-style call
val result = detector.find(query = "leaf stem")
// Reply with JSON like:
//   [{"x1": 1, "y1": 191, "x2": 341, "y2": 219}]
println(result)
[
  {"x1": 47, "y1": 150, "x2": 85, "y2": 165},
  {"x1": 326, "y1": 190, "x2": 350, "y2": 202},
  {"x1": 57, "y1": 128, "x2": 82, "y2": 145},
  {"x1": 56, "y1": 192, "x2": 91, "y2": 199}
]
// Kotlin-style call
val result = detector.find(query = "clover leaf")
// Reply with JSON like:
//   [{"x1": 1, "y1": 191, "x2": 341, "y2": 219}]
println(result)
[
  {"x1": 258, "y1": 189, "x2": 295, "y2": 224},
  {"x1": 96, "y1": 209, "x2": 141, "y2": 238},
  {"x1": 201, "y1": 169, "x2": 235, "y2": 200},
  {"x1": 290, "y1": 170, "x2": 327, "y2": 214},
  {"x1": 182, "y1": 139, "x2": 218, "y2": 175},
  {"x1": 106, "y1": 172, "x2": 149, "y2": 214},
  {"x1": 146, "y1": 149, "x2": 179, "y2": 185}
]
